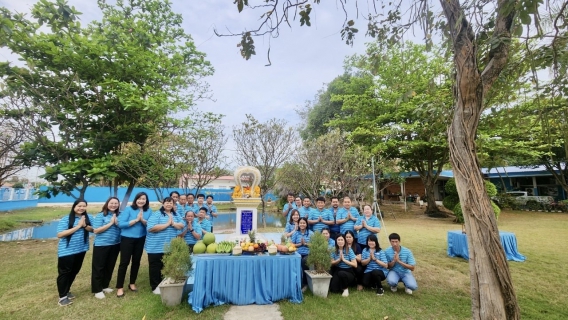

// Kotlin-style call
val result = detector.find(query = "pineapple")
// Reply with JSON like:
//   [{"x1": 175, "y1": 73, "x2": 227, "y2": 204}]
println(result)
[
  {"x1": 280, "y1": 234, "x2": 287, "y2": 245},
  {"x1": 248, "y1": 229, "x2": 256, "y2": 243}
]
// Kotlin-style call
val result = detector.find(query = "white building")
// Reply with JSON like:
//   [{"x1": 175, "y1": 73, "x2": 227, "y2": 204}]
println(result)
[{"x1": 178, "y1": 175, "x2": 236, "y2": 190}]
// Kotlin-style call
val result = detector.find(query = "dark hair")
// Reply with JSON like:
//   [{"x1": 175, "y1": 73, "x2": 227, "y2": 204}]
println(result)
[
  {"x1": 206, "y1": 195, "x2": 214, "y2": 200},
  {"x1": 287, "y1": 192, "x2": 295, "y2": 197},
  {"x1": 303, "y1": 195, "x2": 311, "y2": 200},
  {"x1": 288, "y1": 209, "x2": 300, "y2": 224},
  {"x1": 131, "y1": 192, "x2": 150, "y2": 211},
  {"x1": 367, "y1": 234, "x2": 382, "y2": 251},
  {"x1": 344, "y1": 230, "x2": 358, "y2": 252},
  {"x1": 334, "y1": 234, "x2": 346, "y2": 255},
  {"x1": 316, "y1": 196, "x2": 326, "y2": 203},
  {"x1": 159, "y1": 197, "x2": 177, "y2": 216},
  {"x1": 199, "y1": 206, "x2": 208, "y2": 213},
  {"x1": 321, "y1": 227, "x2": 330, "y2": 234},
  {"x1": 298, "y1": 217, "x2": 309, "y2": 231},
  {"x1": 331, "y1": 196, "x2": 339, "y2": 201},
  {"x1": 187, "y1": 193, "x2": 195, "y2": 198},
  {"x1": 389, "y1": 233, "x2": 401, "y2": 241},
  {"x1": 101, "y1": 197, "x2": 120, "y2": 217},
  {"x1": 67, "y1": 199, "x2": 91, "y2": 246},
  {"x1": 197, "y1": 193, "x2": 205, "y2": 199},
  {"x1": 170, "y1": 191, "x2": 180, "y2": 197},
  {"x1": 184, "y1": 210, "x2": 196, "y2": 217}
]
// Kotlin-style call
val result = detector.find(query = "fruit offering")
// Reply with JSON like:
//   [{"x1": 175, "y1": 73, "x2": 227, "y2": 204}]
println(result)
[{"x1": 215, "y1": 241, "x2": 234, "y2": 253}]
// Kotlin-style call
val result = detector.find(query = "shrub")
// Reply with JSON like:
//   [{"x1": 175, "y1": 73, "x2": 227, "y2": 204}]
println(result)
[
  {"x1": 454, "y1": 201, "x2": 500, "y2": 224},
  {"x1": 445, "y1": 178, "x2": 457, "y2": 195},
  {"x1": 306, "y1": 231, "x2": 331, "y2": 273},
  {"x1": 443, "y1": 195, "x2": 460, "y2": 211},
  {"x1": 485, "y1": 181, "x2": 497, "y2": 197},
  {"x1": 161, "y1": 237, "x2": 192, "y2": 283}
]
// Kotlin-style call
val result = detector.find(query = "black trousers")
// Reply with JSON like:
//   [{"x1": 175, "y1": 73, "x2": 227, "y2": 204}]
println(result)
[
  {"x1": 57, "y1": 251, "x2": 86, "y2": 298},
  {"x1": 116, "y1": 236, "x2": 145, "y2": 288},
  {"x1": 147, "y1": 253, "x2": 164, "y2": 290},
  {"x1": 355, "y1": 264, "x2": 365, "y2": 285},
  {"x1": 91, "y1": 244, "x2": 120, "y2": 293},
  {"x1": 300, "y1": 255, "x2": 309, "y2": 287},
  {"x1": 362, "y1": 269, "x2": 386, "y2": 289},
  {"x1": 329, "y1": 267, "x2": 356, "y2": 293}
]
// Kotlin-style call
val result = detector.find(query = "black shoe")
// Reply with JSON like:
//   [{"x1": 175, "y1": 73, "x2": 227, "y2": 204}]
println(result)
[
  {"x1": 376, "y1": 287, "x2": 384, "y2": 296},
  {"x1": 58, "y1": 297, "x2": 73, "y2": 306},
  {"x1": 66, "y1": 292, "x2": 76, "y2": 300}
]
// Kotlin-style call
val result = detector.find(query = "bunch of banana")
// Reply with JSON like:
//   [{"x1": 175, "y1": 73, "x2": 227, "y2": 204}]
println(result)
[{"x1": 215, "y1": 241, "x2": 234, "y2": 253}]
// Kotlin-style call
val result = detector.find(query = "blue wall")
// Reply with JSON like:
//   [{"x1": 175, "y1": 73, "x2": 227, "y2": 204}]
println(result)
[
  {"x1": 36, "y1": 186, "x2": 279, "y2": 204},
  {"x1": 0, "y1": 199, "x2": 39, "y2": 211}
]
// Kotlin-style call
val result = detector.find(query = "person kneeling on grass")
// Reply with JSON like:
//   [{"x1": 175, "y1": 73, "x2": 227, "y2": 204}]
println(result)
[
  {"x1": 329, "y1": 234, "x2": 358, "y2": 297},
  {"x1": 384, "y1": 233, "x2": 418, "y2": 294},
  {"x1": 361, "y1": 234, "x2": 389, "y2": 295}
]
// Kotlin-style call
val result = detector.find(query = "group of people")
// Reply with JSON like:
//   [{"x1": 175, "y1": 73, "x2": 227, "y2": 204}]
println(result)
[
  {"x1": 283, "y1": 193, "x2": 418, "y2": 297},
  {"x1": 55, "y1": 191, "x2": 218, "y2": 307}
]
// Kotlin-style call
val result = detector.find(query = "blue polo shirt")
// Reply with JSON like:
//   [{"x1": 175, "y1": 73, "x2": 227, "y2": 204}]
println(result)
[
  {"x1": 283, "y1": 203, "x2": 298, "y2": 220},
  {"x1": 57, "y1": 214, "x2": 94, "y2": 257},
  {"x1": 328, "y1": 206, "x2": 341, "y2": 234},
  {"x1": 93, "y1": 212, "x2": 121, "y2": 246},
  {"x1": 355, "y1": 215, "x2": 381, "y2": 245},
  {"x1": 182, "y1": 220, "x2": 203, "y2": 245},
  {"x1": 384, "y1": 246, "x2": 416, "y2": 274},
  {"x1": 285, "y1": 222, "x2": 297, "y2": 234},
  {"x1": 328, "y1": 238, "x2": 336, "y2": 249},
  {"x1": 291, "y1": 229, "x2": 314, "y2": 256},
  {"x1": 298, "y1": 206, "x2": 313, "y2": 219},
  {"x1": 309, "y1": 208, "x2": 333, "y2": 233},
  {"x1": 362, "y1": 248, "x2": 389, "y2": 275},
  {"x1": 118, "y1": 206, "x2": 153, "y2": 238},
  {"x1": 336, "y1": 207, "x2": 360, "y2": 235},
  {"x1": 145, "y1": 212, "x2": 183, "y2": 254},
  {"x1": 186, "y1": 203, "x2": 199, "y2": 214},
  {"x1": 205, "y1": 204, "x2": 217, "y2": 225},
  {"x1": 197, "y1": 218, "x2": 212, "y2": 233},
  {"x1": 331, "y1": 247, "x2": 356, "y2": 269},
  {"x1": 177, "y1": 204, "x2": 189, "y2": 215}
]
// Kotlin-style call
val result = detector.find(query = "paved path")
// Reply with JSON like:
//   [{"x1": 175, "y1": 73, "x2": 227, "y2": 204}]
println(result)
[{"x1": 224, "y1": 304, "x2": 283, "y2": 320}]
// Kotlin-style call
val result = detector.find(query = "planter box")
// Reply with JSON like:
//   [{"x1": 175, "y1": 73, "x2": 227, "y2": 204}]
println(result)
[
  {"x1": 159, "y1": 277, "x2": 187, "y2": 306},
  {"x1": 305, "y1": 270, "x2": 332, "y2": 298}
]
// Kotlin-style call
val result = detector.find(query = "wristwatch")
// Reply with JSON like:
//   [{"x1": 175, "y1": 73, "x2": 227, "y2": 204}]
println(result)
[{"x1": 189, "y1": 229, "x2": 194, "y2": 233}]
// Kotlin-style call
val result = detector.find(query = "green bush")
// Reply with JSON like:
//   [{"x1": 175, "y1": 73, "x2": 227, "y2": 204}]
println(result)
[
  {"x1": 445, "y1": 178, "x2": 457, "y2": 195},
  {"x1": 485, "y1": 181, "x2": 497, "y2": 197},
  {"x1": 306, "y1": 231, "x2": 332, "y2": 273},
  {"x1": 161, "y1": 237, "x2": 192, "y2": 282},
  {"x1": 443, "y1": 195, "x2": 460, "y2": 211},
  {"x1": 491, "y1": 201, "x2": 501, "y2": 220}
]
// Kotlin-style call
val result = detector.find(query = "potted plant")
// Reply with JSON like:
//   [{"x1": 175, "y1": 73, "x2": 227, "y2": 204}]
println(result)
[
  {"x1": 159, "y1": 237, "x2": 192, "y2": 306},
  {"x1": 304, "y1": 231, "x2": 332, "y2": 298}
]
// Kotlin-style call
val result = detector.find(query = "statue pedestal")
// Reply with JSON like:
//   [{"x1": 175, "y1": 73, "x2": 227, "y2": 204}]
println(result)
[{"x1": 232, "y1": 198, "x2": 262, "y2": 235}]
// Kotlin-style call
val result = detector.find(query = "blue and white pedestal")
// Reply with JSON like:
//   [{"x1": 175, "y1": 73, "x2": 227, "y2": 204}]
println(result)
[{"x1": 232, "y1": 198, "x2": 262, "y2": 235}]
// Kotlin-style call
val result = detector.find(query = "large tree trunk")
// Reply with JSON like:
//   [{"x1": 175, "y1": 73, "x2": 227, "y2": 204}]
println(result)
[
  {"x1": 422, "y1": 176, "x2": 439, "y2": 215},
  {"x1": 120, "y1": 178, "x2": 136, "y2": 211},
  {"x1": 442, "y1": 0, "x2": 520, "y2": 319}
]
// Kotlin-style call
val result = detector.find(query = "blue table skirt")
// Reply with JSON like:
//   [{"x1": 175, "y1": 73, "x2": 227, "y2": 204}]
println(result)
[
  {"x1": 447, "y1": 230, "x2": 526, "y2": 262},
  {"x1": 189, "y1": 253, "x2": 303, "y2": 313}
]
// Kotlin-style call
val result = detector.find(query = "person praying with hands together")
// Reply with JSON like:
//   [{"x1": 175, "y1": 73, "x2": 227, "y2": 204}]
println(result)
[
  {"x1": 329, "y1": 234, "x2": 358, "y2": 297},
  {"x1": 285, "y1": 209, "x2": 301, "y2": 238},
  {"x1": 116, "y1": 192, "x2": 152, "y2": 298},
  {"x1": 354, "y1": 205, "x2": 381, "y2": 251},
  {"x1": 291, "y1": 217, "x2": 314, "y2": 292}
]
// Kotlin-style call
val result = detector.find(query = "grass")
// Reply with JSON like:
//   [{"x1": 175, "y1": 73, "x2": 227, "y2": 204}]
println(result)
[
  {"x1": 0, "y1": 207, "x2": 68, "y2": 233},
  {"x1": 0, "y1": 206, "x2": 567, "y2": 319}
]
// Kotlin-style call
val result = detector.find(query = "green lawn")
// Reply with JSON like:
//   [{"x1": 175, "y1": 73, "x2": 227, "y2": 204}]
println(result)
[{"x1": 0, "y1": 206, "x2": 566, "y2": 319}]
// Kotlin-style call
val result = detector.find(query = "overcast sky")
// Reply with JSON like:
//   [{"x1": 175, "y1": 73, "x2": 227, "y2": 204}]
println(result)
[{"x1": 1, "y1": 0, "x2": 371, "y2": 179}]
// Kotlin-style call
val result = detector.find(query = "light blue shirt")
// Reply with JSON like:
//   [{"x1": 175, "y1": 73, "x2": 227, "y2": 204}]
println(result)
[
  {"x1": 182, "y1": 219, "x2": 203, "y2": 245},
  {"x1": 291, "y1": 229, "x2": 314, "y2": 256},
  {"x1": 198, "y1": 218, "x2": 212, "y2": 233},
  {"x1": 336, "y1": 207, "x2": 360, "y2": 235},
  {"x1": 355, "y1": 215, "x2": 381, "y2": 245},
  {"x1": 93, "y1": 212, "x2": 121, "y2": 246},
  {"x1": 118, "y1": 206, "x2": 153, "y2": 238},
  {"x1": 283, "y1": 202, "x2": 298, "y2": 220},
  {"x1": 331, "y1": 247, "x2": 356, "y2": 269},
  {"x1": 205, "y1": 204, "x2": 217, "y2": 225},
  {"x1": 145, "y1": 212, "x2": 183, "y2": 254},
  {"x1": 57, "y1": 214, "x2": 94, "y2": 257},
  {"x1": 362, "y1": 248, "x2": 389, "y2": 275},
  {"x1": 384, "y1": 245, "x2": 416, "y2": 274},
  {"x1": 309, "y1": 208, "x2": 333, "y2": 233},
  {"x1": 298, "y1": 206, "x2": 312, "y2": 219},
  {"x1": 328, "y1": 206, "x2": 341, "y2": 234}
]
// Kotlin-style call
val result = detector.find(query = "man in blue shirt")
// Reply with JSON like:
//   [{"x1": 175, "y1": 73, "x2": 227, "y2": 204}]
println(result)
[
  {"x1": 298, "y1": 196, "x2": 313, "y2": 220},
  {"x1": 186, "y1": 193, "x2": 199, "y2": 213},
  {"x1": 328, "y1": 196, "x2": 341, "y2": 239},
  {"x1": 384, "y1": 233, "x2": 417, "y2": 294},
  {"x1": 282, "y1": 193, "x2": 297, "y2": 220},
  {"x1": 308, "y1": 197, "x2": 333, "y2": 233},
  {"x1": 205, "y1": 195, "x2": 218, "y2": 231}
]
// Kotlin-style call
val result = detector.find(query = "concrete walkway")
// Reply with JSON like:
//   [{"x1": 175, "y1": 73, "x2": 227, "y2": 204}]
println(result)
[{"x1": 224, "y1": 304, "x2": 283, "y2": 320}]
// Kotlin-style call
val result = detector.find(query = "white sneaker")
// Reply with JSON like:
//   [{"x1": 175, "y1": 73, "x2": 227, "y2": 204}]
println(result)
[
  {"x1": 405, "y1": 288, "x2": 413, "y2": 295},
  {"x1": 94, "y1": 292, "x2": 105, "y2": 299},
  {"x1": 152, "y1": 287, "x2": 161, "y2": 295},
  {"x1": 390, "y1": 286, "x2": 398, "y2": 292},
  {"x1": 102, "y1": 288, "x2": 114, "y2": 293},
  {"x1": 341, "y1": 289, "x2": 349, "y2": 297}
]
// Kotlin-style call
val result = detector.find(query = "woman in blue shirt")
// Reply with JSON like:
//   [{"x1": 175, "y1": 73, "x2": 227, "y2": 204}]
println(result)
[
  {"x1": 91, "y1": 197, "x2": 121, "y2": 299},
  {"x1": 180, "y1": 210, "x2": 202, "y2": 253},
  {"x1": 145, "y1": 197, "x2": 184, "y2": 294},
  {"x1": 56, "y1": 199, "x2": 94, "y2": 306},
  {"x1": 354, "y1": 205, "x2": 381, "y2": 251},
  {"x1": 345, "y1": 230, "x2": 364, "y2": 291},
  {"x1": 291, "y1": 217, "x2": 313, "y2": 291},
  {"x1": 361, "y1": 234, "x2": 389, "y2": 295},
  {"x1": 329, "y1": 234, "x2": 357, "y2": 297},
  {"x1": 116, "y1": 192, "x2": 152, "y2": 297},
  {"x1": 284, "y1": 209, "x2": 300, "y2": 238}
]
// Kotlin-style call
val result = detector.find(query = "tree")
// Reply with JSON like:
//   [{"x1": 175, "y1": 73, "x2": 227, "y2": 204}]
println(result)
[
  {"x1": 0, "y1": 0, "x2": 213, "y2": 200},
  {"x1": 224, "y1": 0, "x2": 559, "y2": 318},
  {"x1": 232, "y1": 114, "x2": 297, "y2": 227},
  {"x1": 277, "y1": 129, "x2": 371, "y2": 201},
  {"x1": 330, "y1": 42, "x2": 453, "y2": 215},
  {"x1": 298, "y1": 73, "x2": 374, "y2": 141},
  {"x1": 0, "y1": 113, "x2": 26, "y2": 186}
]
